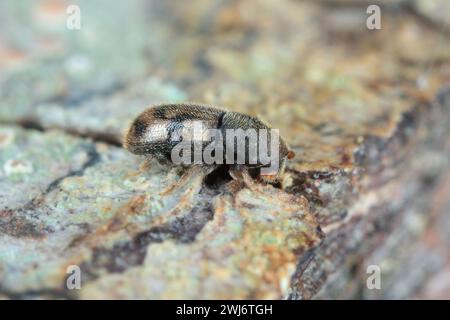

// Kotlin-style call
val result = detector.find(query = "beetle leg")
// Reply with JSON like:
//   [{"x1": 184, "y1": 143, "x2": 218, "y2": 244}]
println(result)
[
  {"x1": 229, "y1": 165, "x2": 262, "y2": 191},
  {"x1": 229, "y1": 165, "x2": 244, "y2": 181}
]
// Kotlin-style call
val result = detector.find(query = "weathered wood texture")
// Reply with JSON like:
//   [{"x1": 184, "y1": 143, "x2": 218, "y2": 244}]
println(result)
[{"x1": 0, "y1": 0, "x2": 449, "y2": 299}]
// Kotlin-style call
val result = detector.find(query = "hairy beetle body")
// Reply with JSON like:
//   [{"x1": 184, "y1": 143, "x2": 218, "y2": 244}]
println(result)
[{"x1": 124, "y1": 104, "x2": 295, "y2": 181}]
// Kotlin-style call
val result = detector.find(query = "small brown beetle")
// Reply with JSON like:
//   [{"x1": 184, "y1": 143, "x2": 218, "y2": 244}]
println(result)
[{"x1": 124, "y1": 103, "x2": 295, "y2": 182}]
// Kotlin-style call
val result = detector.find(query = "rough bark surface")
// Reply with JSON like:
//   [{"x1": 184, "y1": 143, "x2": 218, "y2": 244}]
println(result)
[{"x1": 1, "y1": 0, "x2": 449, "y2": 299}]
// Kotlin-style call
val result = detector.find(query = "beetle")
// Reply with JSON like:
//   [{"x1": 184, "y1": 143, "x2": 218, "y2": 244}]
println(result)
[{"x1": 124, "y1": 103, "x2": 295, "y2": 182}]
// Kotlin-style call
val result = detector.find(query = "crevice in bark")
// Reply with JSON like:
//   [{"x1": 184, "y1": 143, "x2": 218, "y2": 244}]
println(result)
[
  {"x1": 78, "y1": 184, "x2": 217, "y2": 286},
  {"x1": 43, "y1": 144, "x2": 101, "y2": 196},
  {"x1": 0, "y1": 118, "x2": 123, "y2": 147}
]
